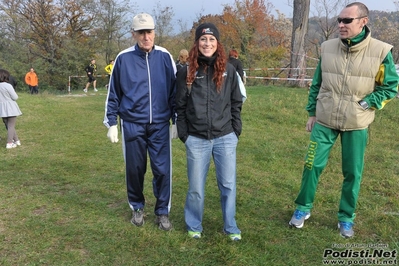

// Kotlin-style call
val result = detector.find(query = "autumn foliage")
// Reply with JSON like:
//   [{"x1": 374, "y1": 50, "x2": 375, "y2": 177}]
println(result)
[
  {"x1": 0, "y1": 0, "x2": 398, "y2": 90},
  {"x1": 187, "y1": 0, "x2": 292, "y2": 70}
]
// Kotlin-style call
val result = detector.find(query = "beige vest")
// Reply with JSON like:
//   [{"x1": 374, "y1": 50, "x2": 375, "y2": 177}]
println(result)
[{"x1": 316, "y1": 34, "x2": 392, "y2": 130}]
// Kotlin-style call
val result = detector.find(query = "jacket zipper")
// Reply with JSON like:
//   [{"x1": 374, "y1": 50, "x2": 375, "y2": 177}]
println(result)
[
  {"x1": 146, "y1": 53, "x2": 152, "y2": 124},
  {"x1": 207, "y1": 69, "x2": 212, "y2": 139},
  {"x1": 337, "y1": 42, "x2": 351, "y2": 128}
]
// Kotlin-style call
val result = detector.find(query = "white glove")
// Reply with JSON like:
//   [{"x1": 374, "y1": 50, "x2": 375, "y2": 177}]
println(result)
[{"x1": 107, "y1": 125, "x2": 119, "y2": 143}]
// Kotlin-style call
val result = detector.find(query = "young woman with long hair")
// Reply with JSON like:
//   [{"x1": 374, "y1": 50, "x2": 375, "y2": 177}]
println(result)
[{"x1": 175, "y1": 23, "x2": 243, "y2": 241}]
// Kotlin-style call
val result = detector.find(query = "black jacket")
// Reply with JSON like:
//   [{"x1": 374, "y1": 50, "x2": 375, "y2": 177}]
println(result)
[
  {"x1": 8, "y1": 75, "x2": 17, "y2": 89},
  {"x1": 228, "y1": 57, "x2": 244, "y2": 82},
  {"x1": 176, "y1": 61, "x2": 188, "y2": 72},
  {"x1": 175, "y1": 60, "x2": 242, "y2": 143},
  {"x1": 85, "y1": 64, "x2": 96, "y2": 76}
]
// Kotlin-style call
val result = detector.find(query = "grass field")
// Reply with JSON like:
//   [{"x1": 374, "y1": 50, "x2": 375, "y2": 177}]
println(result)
[{"x1": 1, "y1": 86, "x2": 398, "y2": 265}]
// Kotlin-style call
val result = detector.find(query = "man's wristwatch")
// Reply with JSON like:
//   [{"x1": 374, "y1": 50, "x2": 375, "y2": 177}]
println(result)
[{"x1": 358, "y1": 100, "x2": 369, "y2": 110}]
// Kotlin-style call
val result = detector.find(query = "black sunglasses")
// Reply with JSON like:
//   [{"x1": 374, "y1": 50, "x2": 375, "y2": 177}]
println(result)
[{"x1": 337, "y1": 16, "x2": 367, "y2": 24}]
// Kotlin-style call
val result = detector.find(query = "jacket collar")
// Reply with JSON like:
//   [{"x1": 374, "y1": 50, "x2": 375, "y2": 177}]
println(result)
[
  {"x1": 198, "y1": 55, "x2": 216, "y2": 66},
  {"x1": 341, "y1": 25, "x2": 370, "y2": 47},
  {"x1": 135, "y1": 44, "x2": 155, "y2": 55}
]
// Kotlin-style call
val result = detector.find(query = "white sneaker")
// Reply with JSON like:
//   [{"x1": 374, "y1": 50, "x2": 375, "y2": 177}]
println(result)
[
  {"x1": 14, "y1": 140, "x2": 21, "y2": 146},
  {"x1": 83, "y1": 88, "x2": 88, "y2": 93},
  {"x1": 94, "y1": 88, "x2": 98, "y2": 92},
  {"x1": 6, "y1": 142, "x2": 17, "y2": 149}
]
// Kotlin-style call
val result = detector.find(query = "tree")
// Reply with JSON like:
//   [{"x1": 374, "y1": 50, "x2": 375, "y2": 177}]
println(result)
[
  {"x1": 312, "y1": 0, "x2": 349, "y2": 41},
  {"x1": 306, "y1": 0, "x2": 349, "y2": 59},
  {"x1": 61, "y1": 0, "x2": 95, "y2": 78},
  {"x1": 289, "y1": 0, "x2": 310, "y2": 87},
  {"x1": 152, "y1": 1, "x2": 175, "y2": 47},
  {"x1": 1, "y1": 0, "x2": 398, "y2": 91},
  {"x1": 217, "y1": 0, "x2": 291, "y2": 71},
  {"x1": 15, "y1": 0, "x2": 66, "y2": 86},
  {"x1": 368, "y1": 11, "x2": 399, "y2": 63},
  {"x1": 0, "y1": 0, "x2": 30, "y2": 79},
  {"x1": 161, "y1": 18, "x2": 191, "y2": 62},
  {"x1": 0, "y1": 0, "x2": 137, "y2": 90}
]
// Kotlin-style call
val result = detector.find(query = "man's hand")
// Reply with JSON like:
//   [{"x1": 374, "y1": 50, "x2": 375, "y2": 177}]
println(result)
[
  {"x1": 107, "y1": 125, "x2": 119, "y2": 143},
  {"x1": 306, "y1": 116, "x2": 317, "y2": 132}
]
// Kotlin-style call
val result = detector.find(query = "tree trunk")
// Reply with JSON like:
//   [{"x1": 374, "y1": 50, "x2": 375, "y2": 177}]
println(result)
[{"x1": 289, "y1": 0, "x2": 310, "y2": 87}]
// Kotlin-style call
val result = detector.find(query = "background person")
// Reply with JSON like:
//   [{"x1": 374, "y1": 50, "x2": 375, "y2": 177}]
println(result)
[
  {"x1": 24, "y1": 68, "x2": 38, "y2": 94},
  {"x1": 176, "y1": 49, "x2": 189, "y2": 72},
  {"x1": 104, "y1": 59, "x2": 114, "y2": 89},
  {"x1": 103, "y1": 13, "x2": 176, "y2": 231},
  {"x1": 175, "y1": 23, "x2": 243, "y2": 241},
  {"x1": 84, "y1": 59, "x2": 97, "y2": 92},
  {"x1": 0, "y1": 69, "x2": 22, "y2": 149},
  {"x1": 228, "y1": 49, "x2": 244, "y2": 82},
  {"x1": 288, "y1": 2, "x2": 399, "y2": 238},
  {"x1": 4, "y1": 74, "x2": 18, "y2": 130}
]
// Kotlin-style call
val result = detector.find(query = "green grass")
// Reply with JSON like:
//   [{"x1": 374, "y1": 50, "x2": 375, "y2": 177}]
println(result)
[{"x1": 1, "y1": 87, "x2": 398, "y2": 265}]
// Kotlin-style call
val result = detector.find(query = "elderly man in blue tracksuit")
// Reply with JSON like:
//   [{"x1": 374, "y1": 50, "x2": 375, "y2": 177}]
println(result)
[{"x1": 103, "y1": 13, "x2": 176, "y2": 231}]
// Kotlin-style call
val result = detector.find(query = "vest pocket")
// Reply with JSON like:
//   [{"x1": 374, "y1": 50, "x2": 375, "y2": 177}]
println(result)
[{"x1": 315, "y1": 94, "x2": 333, "y2": 125}]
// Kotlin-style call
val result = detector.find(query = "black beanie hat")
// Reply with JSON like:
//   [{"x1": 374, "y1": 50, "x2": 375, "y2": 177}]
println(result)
[{"x1": 195, "y1": 23, "x2": 220, "y2": 41}]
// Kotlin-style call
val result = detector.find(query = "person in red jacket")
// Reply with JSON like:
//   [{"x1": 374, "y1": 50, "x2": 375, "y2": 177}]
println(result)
[{"x1": 24, "y1": 68, "x2": 39, "y2": 94}]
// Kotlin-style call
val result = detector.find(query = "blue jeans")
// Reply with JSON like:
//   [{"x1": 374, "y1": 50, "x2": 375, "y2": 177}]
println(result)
[{"x1": 184, "y1": 132, "x2": 241, "y2": 235}]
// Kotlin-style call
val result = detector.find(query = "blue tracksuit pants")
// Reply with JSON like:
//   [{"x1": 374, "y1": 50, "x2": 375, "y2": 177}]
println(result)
[{"x1": 121, "y1": 120, "x2": 172, "y2": 216}]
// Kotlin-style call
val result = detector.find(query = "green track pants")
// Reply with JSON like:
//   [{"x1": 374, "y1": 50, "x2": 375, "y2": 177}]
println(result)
[{"x1": 295, "y1": 123, "x2": 368, "y2": 223}]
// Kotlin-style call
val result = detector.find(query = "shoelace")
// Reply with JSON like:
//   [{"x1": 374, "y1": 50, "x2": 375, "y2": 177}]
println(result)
[
  {"x1": 340, "y1": 222, "x2": 353, "y2": 230},
  {"x1": 294, "y1": 210, "x2": 307, "y2": 219}
]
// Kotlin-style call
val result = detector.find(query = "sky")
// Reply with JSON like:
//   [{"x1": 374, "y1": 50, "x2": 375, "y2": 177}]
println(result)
[{"x1": 135, "y1": 0, "x2": 397, "y2": 26}]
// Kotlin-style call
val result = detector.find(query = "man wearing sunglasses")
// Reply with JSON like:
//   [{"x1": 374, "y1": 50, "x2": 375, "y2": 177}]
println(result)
[{"x1": 289, "y1": 2, "x2": 398, "y2": 238}]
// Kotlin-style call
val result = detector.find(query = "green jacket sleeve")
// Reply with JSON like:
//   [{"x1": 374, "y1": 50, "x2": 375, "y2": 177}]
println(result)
[
  {"x1": 305, "y1": 59, "x2": 322, "y2": 117},
  {"x1": 363, "y1": 51, "x2": 399, "y2": 110}
]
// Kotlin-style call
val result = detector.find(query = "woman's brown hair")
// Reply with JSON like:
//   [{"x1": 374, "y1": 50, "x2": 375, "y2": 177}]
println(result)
[
  {"x1": 187, "y1": 41, "x2": 227, "y2": 93},
  {"x1": 229, "y1": 49, "x2": 239, "y2": 58},
  {"x1": 0, "y1": 69, "x2": 10, "y2": 83}
]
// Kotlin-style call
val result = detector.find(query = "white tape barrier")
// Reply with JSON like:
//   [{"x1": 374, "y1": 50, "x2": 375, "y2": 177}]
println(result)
[
  {"x1": 243, "y1": 67, "x2": 316, "y2": 71},
  {"x1": 246, "y1": 76, "x2": 312, "y2": 81}
]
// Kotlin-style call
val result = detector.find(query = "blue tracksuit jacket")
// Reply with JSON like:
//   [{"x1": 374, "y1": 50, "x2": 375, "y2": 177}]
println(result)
[{"x1": 104, "y1": 44, "x2": 176, "y2": 127}]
